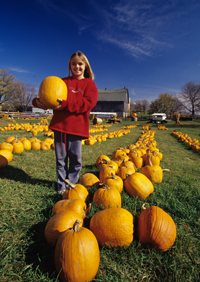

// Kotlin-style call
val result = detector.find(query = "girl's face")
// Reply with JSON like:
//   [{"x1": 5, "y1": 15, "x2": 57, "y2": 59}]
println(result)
[{"x1": 70, "y1": 55, "x2": 86, "y2": 79}]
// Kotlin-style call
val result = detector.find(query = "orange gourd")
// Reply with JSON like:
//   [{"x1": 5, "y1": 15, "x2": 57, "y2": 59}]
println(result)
[
  {"x1": 90, "y1": 208, "x2": 134, "y2": 248},
  {"x1": 99, "y1": 165, "x2": 116, "y2": 183},
  {"x1": 141, "y1": 155, "x2": 163, "y2": 183},
  {"x1": 124, "y1": 172, "x2": 154, "y2": 199},
  {"x1": 44, "y1": 210, "x2": 83, "y2": 246},
  {"x1": 21, "y1": 139, "x2": 31, "y2": 150},
  {"x1": 79, "y1": 173, "x2": 100, "y2": 189},
  {"x1": 52, "y1": 199, "x2": 87, "y2": 218},
  {"x1": 0, "y1": 142, "x2": 13, "y2": 152},
  {"x1": 104, "y1": 172, "x2": 123, "y2": 193},
  {"x1": 0, "y1": 149, "x2": 13, "y2": 167},
  {"x1": 93, "y1": 185, "x2": 122, "y2": 209},
  {"x1": 38, "y1": 76, "x2": 67, "y2": 109},
  {"x1": 62, "y1": 180, "x2": 89, "y2": 202},
  {"x1": 55, "y1": 219, "x2": 100, "y2": 282},
  {"x1": 138, "y1": 205, "x2": 176, "y2": 251},
  {"x1": 13, "y1": 141, "x2": 24, "y2": 154}
]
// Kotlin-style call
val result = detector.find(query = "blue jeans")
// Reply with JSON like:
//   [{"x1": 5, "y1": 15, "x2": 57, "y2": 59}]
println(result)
[{"x1": 54, "y1": 131, "x2": 82, "y2": 192}]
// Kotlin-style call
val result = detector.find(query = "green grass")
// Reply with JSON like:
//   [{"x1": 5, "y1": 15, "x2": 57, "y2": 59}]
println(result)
[{"x1": 0, "y1": 119, "x2": 200, "y2": 281}]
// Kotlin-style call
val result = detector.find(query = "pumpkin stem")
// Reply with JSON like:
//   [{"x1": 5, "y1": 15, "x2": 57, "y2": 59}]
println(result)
[
  {"x1": 111, "y1": 172, "x2": 117, "y2": 180},
  {"x1": 85, "y1": 203, "x2": 92, "y2": 215},
  {"x1": 141, "y1": 203, "x2": 149, "y2": 210},
  {"x1": 100, "y1": 159, "x2": 109, "y2": 165},
  {"x1": 162, "y1": 168, "x2": 170, "y2": 172},
  {"x1": 104, "y1": 184, "x2": 110, "y2": 190},
  {"x1": 64, "y1": 179, "x2": 76, "y2": 189},
  {"x1": 147, "y1": 154, "x2": 153, "y2": 167},
  {"x1": 72, "y1": 219, "x2": 82, "y2": 232}
]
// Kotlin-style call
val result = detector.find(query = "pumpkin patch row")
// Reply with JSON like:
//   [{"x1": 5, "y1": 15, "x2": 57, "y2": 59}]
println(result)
[
  {"x1": 157, "y1": 124, "x2": 168, "y2": 130},
  {"x1": 0, "y1": 136, "x2": 55, "y2": 167},
  {"x1": 140, "y1": 124, "x2": 152, "y2": 130},
  {"x1": 171, "y1": 130, "x2": 200, "y2": 152},
  {"x1": 83, "y1": 128, "x2": 133, "y2": 145},
  {"x1": 44, "y1": 130, "x2": 176, "y2": 281}
]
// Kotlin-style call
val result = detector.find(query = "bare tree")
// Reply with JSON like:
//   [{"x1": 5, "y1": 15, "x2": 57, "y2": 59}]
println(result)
[
  {"x1": 131, "y1": 100, "x2": 147, "y2": 113},
  {"x1": 16, "y1": 82, "x2": 36, "y2": 111},
  {"x1": 179, "y1": 82, "x2": 200, "y2": 118},
  {"x1": 141, "y1": 99, "x2": 150, "y2": 113}
]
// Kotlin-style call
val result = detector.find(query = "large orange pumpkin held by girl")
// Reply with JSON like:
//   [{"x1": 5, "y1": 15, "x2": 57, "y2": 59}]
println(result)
[{"x1": 38, "y1": 76, "x2": 68, "y2": 109}]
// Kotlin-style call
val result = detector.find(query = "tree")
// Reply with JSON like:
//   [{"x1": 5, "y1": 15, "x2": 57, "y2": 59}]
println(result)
[
  {"x1": 179, "y1": 82, "x2": 200, "y2": 118},
  {"x1": 16, "y1": 82, "x2": 36, "y2": 111},
  {"x1": 130, "y1": 99, "x2": 150, "y2": 113},
  {"x1": 149, "y1": 93, "x2": 182, "y2": 115},
  {"x1": 0, "y1": 69, "x2": 17, "y2": 106},
  {"x1": 0, "y1": 69, "x2": 36, "y2": 111},
  {"x1": 141, "y1": 99, "x2": 150, "y2": 113}
]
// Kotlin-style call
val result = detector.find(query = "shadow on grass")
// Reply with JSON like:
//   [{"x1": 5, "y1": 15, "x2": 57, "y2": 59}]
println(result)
[
  {"x1": 0, "y1": 165, "x2": 57, "y2": 188},
  {"x1": 25, "y1": 219, "x2": 58, "y2": 280}
]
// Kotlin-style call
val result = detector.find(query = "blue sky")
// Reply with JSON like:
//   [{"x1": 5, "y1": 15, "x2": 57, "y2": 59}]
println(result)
[{"x1": 1, "y1": 0, "x2": 200, "y2": 102}]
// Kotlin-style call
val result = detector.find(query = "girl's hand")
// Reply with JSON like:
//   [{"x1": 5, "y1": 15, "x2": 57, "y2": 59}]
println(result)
[
  {"x1": 35, "y1": 97, "x2": 48, "y2": 110},
  {"x1": 53, "y1": 98, "x2": 63, "y2": 110}
]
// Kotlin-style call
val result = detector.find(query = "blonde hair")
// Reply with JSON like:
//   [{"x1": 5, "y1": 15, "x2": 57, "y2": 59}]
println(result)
[{"x1": 68, "y1": 51, "x2": 95, "y2": 80}]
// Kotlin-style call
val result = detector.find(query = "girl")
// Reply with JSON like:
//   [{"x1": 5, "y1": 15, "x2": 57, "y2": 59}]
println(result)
[{"x1": 32, "y1": 51, "x2": 98, "y2": 194}]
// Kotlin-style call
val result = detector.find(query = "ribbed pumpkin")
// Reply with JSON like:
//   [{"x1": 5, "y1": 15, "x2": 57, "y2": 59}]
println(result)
[
  {"x1": 44, "y1": 210, "x2": 83, "y2": 246},
  {"x1": 143, "y1": 150, "x2": 160, "y2": 166},
  {"x1": 55, "y1": 219, "x2": 100, "y2": 282},
  {"x1": 79, "y1": 173, "x2": 100, "y2": 189},
  {"x1": 5, "y1": 136, "x2": 15, "y2": 143},
  {"x1": 63, "y1": 180, "x2": 88, "y2": 202},
  {"x1": 141, "y1": 155, "x2": 163, "y2": 183},
  {"x1": 100, "y1": 160, "x2": 118, "y2": 173},
  {"x1": 104, "y1": 172, "x2": 123, "y2": 193},
  {"x1": 129, "y1": 153, "x2": 144, "y2": 168},
  {"x1": 111, "y1": 148, "x2": 126, "y2": 160},
  {"x1": 0, "y1": 142, "x2": 13, "y2": 152},
  {"x1": 90, "y1": 208, "x2": 134, "y2": 248},
  {"x1": 31, "y1": 140, "x2": 41, "y2": 150},
  {"x1": 93, "y1": 185, "x2": 121, "y2": 209},
  {"x1": 52, "y1": 199, "x2": 87, "y2": 218},
  {"x1": 138, "y1": 205, "x2": 177, "y2": 251},
  {"x1": 99, "y1": 165, "x2": 116, "y2": 183},
  {"x1": 21, "y1": 139, "x2": 31, "y2": 150},
  {"x1": 40, "y1": 141, "x2": 51, "y2": 150},
  {"x1": 95, "y1": 154, "x2": 110, "y2": 168},
  {"x1": 117, "y1": 166, "x2": 136, "y2": 181},
  {"x1": 124, "y1": 172, "x2": 154, "y2": 199},
  {"x1": 13, "y1": 141, "x2": 24, "y2": 154},
  {"x1": 38, "y1": 76, "x2": 67, "y2": 109}
]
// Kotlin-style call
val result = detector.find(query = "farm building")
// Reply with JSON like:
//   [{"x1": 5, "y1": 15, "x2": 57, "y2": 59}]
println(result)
[{"x1": 91, "y1": 88, "x2": 131, "y2": 118}]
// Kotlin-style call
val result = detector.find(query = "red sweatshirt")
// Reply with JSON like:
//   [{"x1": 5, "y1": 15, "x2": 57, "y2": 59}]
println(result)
[{"x1": 33, "y1": 76, "x2": 98, "y2": 138}]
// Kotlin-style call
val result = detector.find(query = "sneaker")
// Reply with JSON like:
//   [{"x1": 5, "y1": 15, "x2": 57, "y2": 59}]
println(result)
[{"x1": 57, "y1": 190, "x2": 66, "y2": 195}]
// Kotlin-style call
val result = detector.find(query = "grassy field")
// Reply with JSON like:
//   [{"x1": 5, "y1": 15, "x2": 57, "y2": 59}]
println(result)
[{"x1": 0, "y1": 118, "x2": 200, "y2": 282}]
